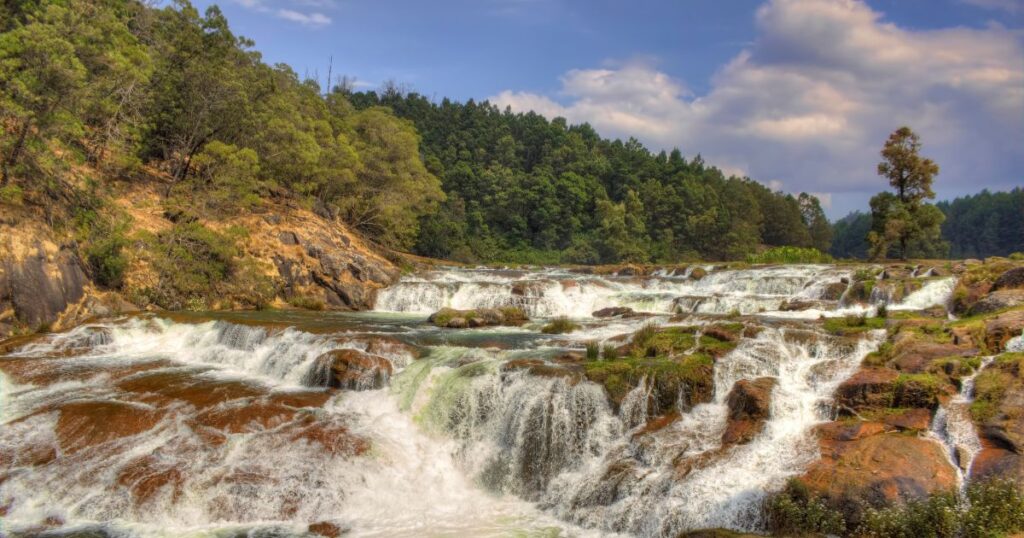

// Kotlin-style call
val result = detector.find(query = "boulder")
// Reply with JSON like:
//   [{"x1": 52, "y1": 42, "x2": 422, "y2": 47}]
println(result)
[
  {"x1": 992, "y1": 266, "x2": 1024, "y2": 291},
  {"x1": 984, "y1": 309, "x2": 1024, "y2": 353},
  {"x1": 779, "y1": 300, "x2": 817, "y2": 312},
  {"x1": 721, "y1": 377, "x2": 776, "y2": 445},
  {"x1": 306, "y1": 349, "x2": 393, "y2": 390},
  {"x1": 593, "y1": 306, "x2": 636, "y2": 318},
  {"x1": 969, "y1": 289, "x2": 1024, "y2": 315},
  {"x1": 308, "y1": 521, "x2": 344, "y2": 537},
  {"x1": 821, "y1": 282, "x2": 848, "y2": 301},
  {"x1": 501, "y1": 358, "x2": 582, "y2": 383},
  {"x1": 798, "y1": 425, "x2": 958, "y2": 526},
  {"x1": 427, "y1": 307, "x2": 528, "y2": 328},
  {"x1": 834, "y1": 368, "x2": 898, "y2": 411}
]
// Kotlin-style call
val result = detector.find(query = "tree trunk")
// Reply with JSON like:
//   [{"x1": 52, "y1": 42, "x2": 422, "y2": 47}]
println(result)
[
  {"x1": 2, "y1": 119, "x2": 32, "y2": 185},
  {"x1": 899, "y1": 235, "x2": 907, "y2": 260}
]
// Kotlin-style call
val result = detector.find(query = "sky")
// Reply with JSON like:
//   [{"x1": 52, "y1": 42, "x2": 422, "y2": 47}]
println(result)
[{"x1": 193, "y1": 0, "x2": 1024, "y2": 218}]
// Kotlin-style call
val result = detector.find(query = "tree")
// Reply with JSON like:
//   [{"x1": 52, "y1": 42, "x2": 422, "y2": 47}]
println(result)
[
  {"x1": 0, "y1": 4, "x2": 86, "y2": 184},
  {"x1": 798, "y1": 193, "x2": 833, "y2": 252},
  {"x1": 868, "y1": 127, "x2": 945, "y2": 259}
]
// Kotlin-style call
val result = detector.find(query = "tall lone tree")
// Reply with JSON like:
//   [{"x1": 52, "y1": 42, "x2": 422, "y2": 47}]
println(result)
[{"x1": 868, "y1": 127, "x2": 946, "y2": 260}]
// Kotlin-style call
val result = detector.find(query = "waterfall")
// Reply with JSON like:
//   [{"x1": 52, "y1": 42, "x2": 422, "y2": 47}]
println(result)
[
  {"x1": 931, "y1": 356, "x2": 996, "y2": 486},
  {"x1": 375, "y1": 265, "x2": 853, "y2": 317}
]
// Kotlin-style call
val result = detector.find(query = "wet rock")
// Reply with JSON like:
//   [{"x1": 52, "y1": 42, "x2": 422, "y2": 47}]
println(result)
[
  {"x1": 116, "y1": 455, "x2": 184, "y2": 505},
  {"x1": 308, "y1": 521, "x2": 344, "y2": 537},
  {"x1": 307, "y1": 349, "x2": 393, "y2": 390},
  {"x1": 501, "y1": 358, "x2": 582, "y2": 383},
  {"x1": 797, "y1": 425, "x2": 958, "y2": 526},
  {"x1": 882, "y1": 407, "x2": 932, "y2": 431},
  {"x1": 427, "y1": 307, "x2": 528, "y2": 328},
  {"x1": 593, "y1": 306, "x2": 636, "y2": 318},
  {"x1": 992, "y1": 267, "x2": 1024, "y2": 291},
  {"x1": 703, "y1": 323, "x2": 741, "y2": 343},
  {"x1": 779, "y1": 300, "x2": 816, "y2": 312},
  {"x1": 55, "y1": 400, "x2": 164, "y2": 453},
  {"x1": 984, "y1": 309, "x2": 1024, "y2": 352},
  {"x1": 969, "y1": 289, "x2": 1024, "y2": 315},
  {"x1": 511, "y1": 280, "x2": 544, "y2": 297},
  {"x1": 722, "y1": 377, "x2": 776, "y2": 445},
  {"x1": 821, "y1": 282, "x2": 848, "y2": 301},
  {"x1": 689, "y1": 267, "x2": 708, "y2": 280},
  {"x1": 834, "y1": 368, "x2": 898, "y2": 411}
]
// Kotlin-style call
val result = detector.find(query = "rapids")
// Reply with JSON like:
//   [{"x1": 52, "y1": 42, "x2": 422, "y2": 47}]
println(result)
[{"x1": 0, "y1": 265, "x2": 959, "y2": 537}]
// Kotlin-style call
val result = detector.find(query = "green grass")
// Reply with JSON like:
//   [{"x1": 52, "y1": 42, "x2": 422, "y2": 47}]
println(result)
[
  {"x1": 823, "y1": 315, "x2": 886, "y2": 336},
  {"x1": 541, "y1": 316, "x2": 581, "y2": 334},
  {"x1": 746, "y1": 246, "x2": 833, "y2": 264}
]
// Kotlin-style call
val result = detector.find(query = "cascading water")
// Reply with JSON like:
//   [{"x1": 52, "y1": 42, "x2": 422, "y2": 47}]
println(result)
[
  {"x1": 931, "y1": 356, "x2": 996, "y2": 485},
  {"x1": 0, "y1": 264, "x2": 960, "y2": 537}
]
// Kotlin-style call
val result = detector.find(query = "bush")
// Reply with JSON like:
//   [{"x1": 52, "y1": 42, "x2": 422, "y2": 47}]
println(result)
[
  {"x1": 764, "y1": 479, "x2": 847, "y2": 536},
  {"x1": 289, "y1": 295, "x2": 325, "y2": 311},
  {"x1": 747, "y1": 246, "x2": 833, "y2": 264},
  {"x1": 85, "y1": 232, "x2": 129, "y2": 289},
  {"x1": 146, "y1": 222, "x2": 238, "y2": 309},
  {"x1": 585, "y1": 341, "x2": 600, "y2": 361},
  {"x1": 0, "y1": 184, "x2": 24, "y2": 205},
  {"x1": 541, "y1": 316, "x2": 580, "y2": 334},
  {"x1": 630, "y1": 322, "x2": 661, "y2": 354},
  {"x1": 602, "y1": 344, "x2": 619, "y2": 361}
]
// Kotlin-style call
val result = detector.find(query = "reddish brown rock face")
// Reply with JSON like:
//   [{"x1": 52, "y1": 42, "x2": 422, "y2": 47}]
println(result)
[
  {"x1": 722, "y1": 377, "x2": 776, "y2": 446},
  {"x1": 55, "y1": 401, "x2": 165, "y2": 454},
  {"x1": 985, "y1": 310, "x2": 1024, "y2": 353},
  {"x1": 798, "y1": 426, "x2": 958, "y2": 525},
  {"x1": 309, "y1": 348, "x2": 394, "y2": 390},
  {"x1": 835, "y1": 368, "x2": 899, "y2": 410}
]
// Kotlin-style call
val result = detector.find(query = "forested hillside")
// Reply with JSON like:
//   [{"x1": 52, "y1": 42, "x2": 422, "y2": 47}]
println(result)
[
  {"x1": 349, "y1": 91, "x2": 832, "y2": 264},
  {"x1": 831, "y1": 188, "x2": 1024, "y2": 259}
]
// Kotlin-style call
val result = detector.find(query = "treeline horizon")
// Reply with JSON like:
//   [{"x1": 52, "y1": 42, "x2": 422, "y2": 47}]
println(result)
[{"x1": 1, "y1": 0, "x2": 1019, "y2": 271}]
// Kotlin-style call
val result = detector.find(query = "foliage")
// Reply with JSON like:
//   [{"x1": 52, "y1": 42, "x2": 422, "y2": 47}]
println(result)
[
  {"x1": 937, "y1": 188, "x2": 1024, "y2": 259},
  {"x1": 585, "y1": 341, "x2": 600, "y2": 361},
  {"x1": 601, "y1": 343, "x2": 619, "y2": 361},
  {"x1": 349, "y1": 91, "x2": 832, "y2": 263},
  {"x1": 541, "y1": 316, "x2": 580, "y2": 334},
  {"x1": 746, "y1": 246, "x2": 832, "y2": 264},
  {"x1": 168, "y1": 140, "x2": 262, "y2": 216},
  {"x1": 145, "y1": 222, "x2": 238, "y2": 310},
  {"x1": 868, "y1": 127, "x2": 947, "y2": 260},
  {"x1": 822, "y1": 315, "x2": 885, "y2": 336},
  {"x1": 764, "y1": 479, "x2": 846, "y2": 536}
]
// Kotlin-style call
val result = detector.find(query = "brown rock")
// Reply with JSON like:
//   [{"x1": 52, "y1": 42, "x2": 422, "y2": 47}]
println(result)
[
  {"x1": 821, "y1": 282, "x2": 849, "y2": 301},
  {"x1": 970, "y1": 289, "x2": 1024, "y2": 315},
  {"x1": 593, "y1": 306, "x2": 636, "y2": 318},
  {"x1": 501, "y1": 358, "x2": 582, "y2": 383},
  {"x1": 799, "y1": 427, "x2": 958, "y2": 525},
  {"x1": 308, "y1": 521, "x2": 344, "y2": 537},
  {"x1": 834, "y1": 368, "x2": 898, "y2": 411},
  {"x1": 722, "y1": 377, "x2": 776, "y2": 445},
  {"x1": 984, "y1": 309, "x2": 1024, "y2": 353},
  {"x1": 779, "y1": 300, "x2": 817, "y2": 312},
  {"x1": 883, "y1": 408, "x2": 932, "y2": 431},
  {"x1": 992, "y1": 267, "x2": 1024, "y2": 291},
  {"x1": 307, "y1": 349, "x2": 393, "y2": 390}
]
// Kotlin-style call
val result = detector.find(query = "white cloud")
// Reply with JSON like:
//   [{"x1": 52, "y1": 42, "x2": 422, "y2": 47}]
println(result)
[
  {"x1": 276, "y1": 8, "x2": 331, "y2": 27},
  {"x1": 490, "y1": 0, "x2": 1024, "y2": 215}
]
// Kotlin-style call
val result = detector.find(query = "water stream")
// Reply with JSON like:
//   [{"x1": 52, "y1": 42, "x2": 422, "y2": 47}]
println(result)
[{"x1": 0, "y1": 265, "x2": 957, "y2": 537}]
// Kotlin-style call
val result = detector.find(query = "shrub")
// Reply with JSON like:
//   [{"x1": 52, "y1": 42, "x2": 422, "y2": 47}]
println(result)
[
  {"x1": 585, "y1": 341, "x2": 600, "y2": 361},
  {"x1": 541, "y1": 316, "x2": 580, "y2": 334},
  {"x1": 1009, "y1": 252, "x2": 1024, "y2": 261},
  {"x1": 747, "y1": 246, "x2": 833, "y2": 264},
  {"x1": 629, "y1": 322, "x2": 661, "y2": 355},
  {"x1": 0, "y1": 184, "x2": 24, "y2": 205},
  {"x1": 961, "y1": 479, "x2": 1024, "y2": 537},
  {"x1": 877, "y1": 303, "x2": 888, "y2": 318},
  {"x1": 602, "y1": 344, "x2": 619, "y2": 361},
  {"x1": 859, "y1": 491, "x2": 960, "y2": 538},
  {"x1": 146, "y1": 222, "x2": 238, "y2": 309},
  {"x1": 764, "y1": 479, "x2": 847, "y2": 536},
  {"x1": 289, "y1": 295, "x2": 325, "y2": 311}
]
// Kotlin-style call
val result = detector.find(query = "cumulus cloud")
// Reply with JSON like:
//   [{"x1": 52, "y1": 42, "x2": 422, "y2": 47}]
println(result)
[{"x1": 490, "y1": 0, "x2": 1024, "y2": 215}]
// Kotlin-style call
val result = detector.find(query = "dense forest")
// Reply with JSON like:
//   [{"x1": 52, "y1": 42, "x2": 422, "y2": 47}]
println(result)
[
  {"x1": 347, "y1": 90, "x2": 832, "y2": 264},
  {"x1": 831, "y1": 188, "x2": 1024, "y2": 260},
  {"x1": 0, "y1": 0, "x2": 1018, "y2": 270}
]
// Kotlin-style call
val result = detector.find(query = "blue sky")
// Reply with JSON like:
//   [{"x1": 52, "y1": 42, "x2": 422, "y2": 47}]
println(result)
[{"x1": 194, "y1": 0, "x2": 1024, "y2": 217}]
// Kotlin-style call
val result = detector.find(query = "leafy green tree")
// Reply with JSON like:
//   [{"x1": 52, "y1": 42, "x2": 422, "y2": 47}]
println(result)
[
  {"x1": 868, "y1": 127, "x2": 946, "y2": 259},
  {"x1": 799, "y1": 192, "x2": 833, "y2": 252},
  {"x1": 339, "y1": 107, "x2": 444, "y2": 248},
  {"x1": 0, "y1": 4, "x2": 86, "y2": 184}
]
